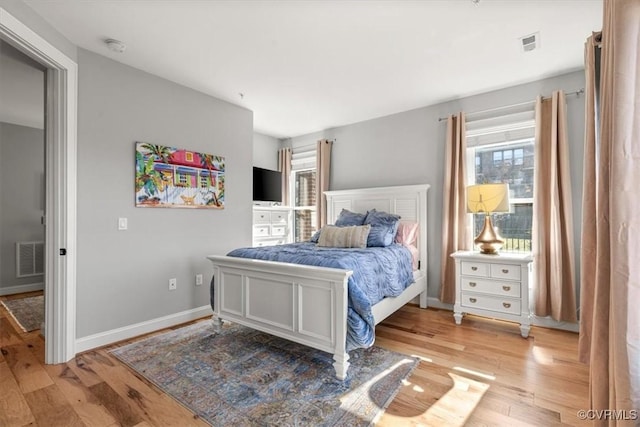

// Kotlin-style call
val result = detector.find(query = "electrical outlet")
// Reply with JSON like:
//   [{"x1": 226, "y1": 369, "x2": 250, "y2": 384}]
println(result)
[
  {"x1": 169, "y1": 278, "x2": 177, "y2": 291},
  {"x1": 195, "y1": 274, "x2": 203, "y2": 286}
]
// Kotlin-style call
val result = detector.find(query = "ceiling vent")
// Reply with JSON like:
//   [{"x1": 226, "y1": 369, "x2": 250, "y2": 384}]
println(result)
[{"x1": 519, "y1": 32, "x2": 539, "y2": 52}]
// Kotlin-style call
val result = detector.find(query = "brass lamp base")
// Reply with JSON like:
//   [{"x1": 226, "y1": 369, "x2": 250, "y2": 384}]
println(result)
[{"x1": 474, "y1": 215, "x2": 504, "y2": 255}]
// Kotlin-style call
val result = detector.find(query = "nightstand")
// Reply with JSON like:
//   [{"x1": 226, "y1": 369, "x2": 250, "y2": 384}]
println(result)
[{"x1": 451, "y1": 251, "x2": 533, "y2": 338}]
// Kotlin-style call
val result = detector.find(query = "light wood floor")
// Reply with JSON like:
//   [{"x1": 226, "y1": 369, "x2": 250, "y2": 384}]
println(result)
[{"x1": 1, "y1": 294, "x2": 588, "y2": 426}]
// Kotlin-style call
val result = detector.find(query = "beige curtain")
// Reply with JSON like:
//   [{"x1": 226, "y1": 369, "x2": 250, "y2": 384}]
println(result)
[
  {"x1": 278, "y1": 147, "x2": 292, "y2": 206},
  {"x1": 578, "y1": 33, "x2": 599, "y2": 364},
  {"x1": 579, "y1": 0, "x2": 640, "y2": 418},
  {"x1": 316, "y1": 139, "x2": 332, "y2": 229},
  {"x1": 440, "y1": 113, "x2": 470, "y2": 304},
  {"x1": 532, "y1": 91, "x2": 577, "y2": 322}
]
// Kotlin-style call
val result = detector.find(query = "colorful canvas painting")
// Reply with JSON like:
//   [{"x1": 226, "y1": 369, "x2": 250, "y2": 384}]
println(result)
[{"x1": 135, "y1": 142, "x2": 225, "y2": 209}]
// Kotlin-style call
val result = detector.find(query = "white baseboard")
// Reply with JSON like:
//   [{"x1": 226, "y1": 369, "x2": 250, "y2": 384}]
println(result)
[
  {"x1": 530, "y1": 316, "x2": 579, "y2": 332},
  {"x1": 74, "y1": 299, "x2": 578, "y2": 355},
  {"x1": 75, "y1": 305, "x2": 214, "y2": 354},
  {"x1": 408, "y1": 295, "x2": 453, "y2": 310},
  {"x1": 420, "y1": 297, "x2": 578, "y2": 333},
  {"x1": 0, "y1": 282, "x2": 44, "y2": 296},
  {"x1": 426, "y1": 297, "x2": 454, "y2": 310}
]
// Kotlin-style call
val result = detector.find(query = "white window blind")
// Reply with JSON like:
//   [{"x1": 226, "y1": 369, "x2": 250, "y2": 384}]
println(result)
[
  {"x1": 466, "y1": 109, "x2": 535, "y2": 148},
  {"x1": 291, "y1": 149, "x2": 316, "y2": 171}
]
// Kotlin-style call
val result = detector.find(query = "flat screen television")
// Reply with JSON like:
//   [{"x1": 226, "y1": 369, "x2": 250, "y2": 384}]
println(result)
[{"x1": 253, "y1": 167, "x2": 282, "y2": 203}]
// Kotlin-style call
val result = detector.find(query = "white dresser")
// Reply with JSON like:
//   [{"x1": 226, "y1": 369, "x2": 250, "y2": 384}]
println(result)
[
  {"x1": 252, "y1": 206, "x2": 292, "y2": 247},
  {"x1": 451, "y1": 251, "x2": 533, "y2": 338}
]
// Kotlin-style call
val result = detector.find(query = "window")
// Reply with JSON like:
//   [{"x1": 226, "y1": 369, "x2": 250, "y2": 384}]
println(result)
[
  {"x1": 466, "y1": 109, "x2": 535, "y2": 252},
  {"x1": 199, "y1": 173, "x2": 211, "y2": 188},
  {"x1": 290, "y1": 149, "x2": 317, "y2": 242},
  {"x1": 177, "y1": 172, "x2": 189, "y2": 187}
]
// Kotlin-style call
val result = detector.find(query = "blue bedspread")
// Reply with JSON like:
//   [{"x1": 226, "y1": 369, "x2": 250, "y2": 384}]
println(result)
[{"x1": 226, "y1": 242, "x2": 414, "y2": 351}]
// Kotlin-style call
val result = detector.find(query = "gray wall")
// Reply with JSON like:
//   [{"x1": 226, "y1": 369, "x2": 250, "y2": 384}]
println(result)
[
  {"x1": 253, "y1": 132, "x2": 280, "y2": 170},
  {"x1": 288, "y1": 71, "x2": 586, "y2": 303},
  {"x1": 0, "y1": 40, "x2": 46, "y2": 129},
  {"x1": 76, "y1": 49, "x2": 253, "y2": 337},
  {"x1": 0, "y1": 122, "x2": 45, "y2": 289}
]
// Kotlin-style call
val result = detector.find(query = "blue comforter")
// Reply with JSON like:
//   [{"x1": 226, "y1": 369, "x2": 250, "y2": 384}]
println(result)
[{"x1": 226, "y1": 242, "x2": 414, "y2": 351}]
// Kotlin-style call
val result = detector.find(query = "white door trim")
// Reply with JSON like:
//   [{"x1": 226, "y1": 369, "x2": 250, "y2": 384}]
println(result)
[{"x1": 0, "y1": 7, "x2": 77, "y2": 363}]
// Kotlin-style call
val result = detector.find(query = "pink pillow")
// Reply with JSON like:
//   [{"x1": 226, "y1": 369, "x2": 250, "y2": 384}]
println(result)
[
  {"x1": 395, "y1": 221, "x2": 419, "y2": 270},
  {"x1": 395, "y1": 221, "x2": 419, "y2": 246}
]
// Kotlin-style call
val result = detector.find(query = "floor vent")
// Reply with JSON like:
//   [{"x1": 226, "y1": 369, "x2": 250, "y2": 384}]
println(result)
[{"x1": 16, "y1": 241, "x2": 45, "y2": 278}]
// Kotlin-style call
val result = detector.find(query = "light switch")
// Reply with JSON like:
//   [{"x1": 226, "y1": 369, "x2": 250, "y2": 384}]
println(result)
[{"x1": 118, "y1": 217, "x2": 128, "y2": 230}]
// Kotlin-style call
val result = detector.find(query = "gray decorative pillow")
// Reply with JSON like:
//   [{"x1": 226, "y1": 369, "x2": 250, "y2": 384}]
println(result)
[
  {"x1": 364, "y1": 209, "x2": 401, "y2": 247},
  {"x1": 334, "y1": 209, "x2": 367, "y2": 226},
  {"x1": 317, "y1": 225, "x2": 371, "y2": 248},
  {"x1": 310, "y1": 229, "x2": 322, "y2": 243}
]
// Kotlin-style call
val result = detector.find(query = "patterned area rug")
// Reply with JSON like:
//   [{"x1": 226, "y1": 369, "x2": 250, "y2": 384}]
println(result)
[
  {"x1": 110, "y1": 321, "x2": 419, "y2": 426},
  {"x1": 0, "y1": 295, "x2": 44, "y2": 332}
]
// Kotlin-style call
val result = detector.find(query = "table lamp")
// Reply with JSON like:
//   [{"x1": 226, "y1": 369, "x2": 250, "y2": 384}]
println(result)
[{"x1": 467, "y1": 183, "x2": 510, "y2": 254}]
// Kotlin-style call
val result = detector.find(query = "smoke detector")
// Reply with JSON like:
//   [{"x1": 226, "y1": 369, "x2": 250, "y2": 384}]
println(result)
[
  {"x1": 105, "y1": 39, "x2": 126, "y2": 53},
  {"x1": 519, "y1": 32, "x2": 540, "y2": 52}
]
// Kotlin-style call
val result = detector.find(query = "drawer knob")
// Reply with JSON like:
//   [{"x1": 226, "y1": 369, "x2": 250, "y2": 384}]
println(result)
[
  {"x1": 503, "y1": 302, "x2": 511, "y2": 308},
  {"x1": 471, "y1": 266, "x2": 478, "y2": 271},
  {"x1": 469, "y1": 298, "x2": 477, "y2": 303},
  {"x1": 502, "y1": 286, "x2": 511, "y2": 291},
  {"x1": 469, "y1": 282, "x2": 477, "y2": 287},
  {"x1": 502, "y1": 268, "x2": 509, "y2": 274}
]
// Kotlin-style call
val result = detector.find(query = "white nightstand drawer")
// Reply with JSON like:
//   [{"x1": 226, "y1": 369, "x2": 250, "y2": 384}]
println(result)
[
  {"x1": 461, "y1": 261, "x2": 489, "y2": 277},
  {"x1": 461, "y1": 277, "x2": 521, "y2": 298},
  {"x1": 270, "y1": 211, "x2": 288, "y2": 224},
  {"x1": 253, "y1": 210, "x2": 270, "y2": 224},
  {"x1": 254, "y1": 225, "x2": 270, "y2": 237},
  {"x1": 271, "y1": 225, "x2": 286, "y2": 236},
  {"x1": 490, "y1": 263, "x2": 521, "y2": 280},
  {"x1": 461, "y1": 293, "x2": 521, "y2": 315},
  {"x1": 254, "y1": 238, "x2": 285, "y2": 247}
]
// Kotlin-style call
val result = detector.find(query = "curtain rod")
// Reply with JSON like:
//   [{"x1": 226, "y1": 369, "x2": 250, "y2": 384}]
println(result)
[
  {"x1": 290, "y1": 139, "x2": 336, "y2": 151},
  {"x1": 437, "y1": 88, "x2": 585, "y2": 122},
  {"x1": 593, "y1": 31, "x2": 602, "y2": 45}
]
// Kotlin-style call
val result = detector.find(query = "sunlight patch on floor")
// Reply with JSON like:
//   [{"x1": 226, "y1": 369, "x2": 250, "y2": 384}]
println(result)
[
  {"x1": 532, "y1": 345, "x2": 554, "y2": 365},
  {"x1": 340, "y1": 358, "x2": 416, "y2": 407},
  {"x1": 420, "y1": 373, "x2": 490, "y2": 426},
  {"x1": 410, "y1": 354, "x2": 433, "y2": 363},
  {"x1": 453, "y1": 365, "x2": 496, "y2": 381},
  {"x1": 379, "y1": 373, "x2": 491, "y2": 426}
]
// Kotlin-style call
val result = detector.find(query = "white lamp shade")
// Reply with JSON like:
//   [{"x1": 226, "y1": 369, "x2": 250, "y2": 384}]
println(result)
[{"x1": 467, "y1": 183, "x2": 510, "y2": 214}]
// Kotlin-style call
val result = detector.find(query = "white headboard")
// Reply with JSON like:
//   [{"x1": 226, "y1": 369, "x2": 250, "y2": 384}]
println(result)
[{"x1": 324, "y1": 184, "x2": 430, "y2": 272}]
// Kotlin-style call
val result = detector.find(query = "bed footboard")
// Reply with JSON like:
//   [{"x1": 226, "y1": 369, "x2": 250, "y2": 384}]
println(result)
[{"x1": 207, "y1": 255, "x2": 354, "y2": 379}]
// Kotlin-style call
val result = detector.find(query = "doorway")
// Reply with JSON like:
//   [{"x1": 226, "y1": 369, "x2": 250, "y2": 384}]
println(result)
[
  {"x1": 0, "y1": 40, "x2": 46, "y2": 341},
  {"x1": 0, "y1": 7, "x2": 78, "y2": 364}
]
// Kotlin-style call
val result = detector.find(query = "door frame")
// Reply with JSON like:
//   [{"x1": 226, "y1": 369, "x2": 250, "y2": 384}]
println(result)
[{"x1": 0, "y1": 7, "x2": 77, "y2": 363}]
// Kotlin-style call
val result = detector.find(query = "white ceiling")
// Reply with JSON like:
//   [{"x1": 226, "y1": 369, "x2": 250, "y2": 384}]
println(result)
[{"x1": 22, "y1": 0, "x2": 602, "y2": 138}]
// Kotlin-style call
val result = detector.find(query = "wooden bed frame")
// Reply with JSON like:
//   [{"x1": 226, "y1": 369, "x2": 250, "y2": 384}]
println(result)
[{"x1": 207, "y1": 184, "x2": 429, "y2": 379}]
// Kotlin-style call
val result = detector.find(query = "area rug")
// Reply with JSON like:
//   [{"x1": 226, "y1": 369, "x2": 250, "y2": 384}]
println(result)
[
  {"x1": 0, "y1": 295, "x2": 44, "y2": 332},
  {"x1": 110, "y1": 321, "x2": 419, "y2": 426}
]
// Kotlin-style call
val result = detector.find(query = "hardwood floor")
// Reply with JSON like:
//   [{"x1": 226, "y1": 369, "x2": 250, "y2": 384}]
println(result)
[{"x1": 0, "y1": 296, "x2": 588, "y2": 426}]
